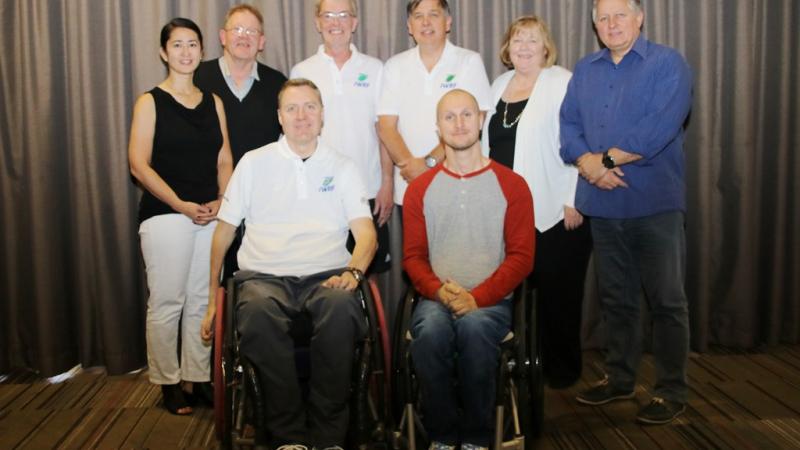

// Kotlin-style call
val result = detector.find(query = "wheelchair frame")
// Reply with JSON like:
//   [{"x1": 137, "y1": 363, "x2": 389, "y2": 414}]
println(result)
[
  {"x1": 212, "y1": 276, "x2": 393, "y2": 449},
  {"x1": 390, "y1": 281, "x2": 544, "y2": 449}
]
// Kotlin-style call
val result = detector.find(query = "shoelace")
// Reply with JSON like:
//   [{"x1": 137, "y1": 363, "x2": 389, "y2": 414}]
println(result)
[{"x1": 593, "y1": 375, "x2": 610, "y2": 387}]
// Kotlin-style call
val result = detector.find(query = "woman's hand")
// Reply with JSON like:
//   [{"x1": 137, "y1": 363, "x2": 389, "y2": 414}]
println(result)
[
  {"x1": 200, "y1": 303, "x2": 216, "y2": 342},
  {"x1": 202, "y1": 199, "x2": 222, "y2": 222},
  {"x1": 178, "y1": 201, "x2": 213, "y2": 225},
  {"x1": 564, "y1": 206, "x2": 584, "y2": 230}
]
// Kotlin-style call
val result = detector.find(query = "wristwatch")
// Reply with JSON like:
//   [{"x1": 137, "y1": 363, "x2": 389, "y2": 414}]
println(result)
[
  {"x1": 602, "y1": 150, "x2": 616, "y2": 169},
  {"x1": 424, "y1": 154, "x2": 439, "y2": 168},
  {"x1": 345, "y1": 267, "x2": 365, "y2": 283}
]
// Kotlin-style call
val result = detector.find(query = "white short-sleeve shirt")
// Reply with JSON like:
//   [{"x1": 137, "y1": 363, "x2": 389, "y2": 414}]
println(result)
[
  {"x1": 218, "y1": 136, "x2": 371, "y2": 276},
  {"x1": 378, "y1": 40, "x2": 492, "y2": 204},
  {"x1": 290, "y1": 45, "x2": 384, "y2": 197}
]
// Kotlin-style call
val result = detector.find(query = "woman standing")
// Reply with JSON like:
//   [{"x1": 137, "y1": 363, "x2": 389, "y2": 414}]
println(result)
[
  {"x1": 128, "y1": 18, "x2": 232, "y2": 414},
  {"x1": 481, "y1": 16, "x2": 592, "y2": 389}
]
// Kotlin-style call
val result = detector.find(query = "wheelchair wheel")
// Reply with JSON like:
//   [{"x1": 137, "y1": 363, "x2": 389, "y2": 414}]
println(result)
[
  {"x1": 390, "y1": 290, "x2": 429, "y2": 450},
  {"x1": 213, "y1": 286, "x2": 226, "y2": 441},
  {"x1": 517, "y1": 284, "x2": 544, "y2": 443},
  {"x1": 347, "y1": 278, "x2": 392, "y2": 447},
  {"x1": 213, "y1": 279, "x2": 250, "y2": 449}
]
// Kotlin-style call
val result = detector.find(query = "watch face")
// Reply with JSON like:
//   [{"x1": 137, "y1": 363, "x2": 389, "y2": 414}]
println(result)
[
  {"x1": 425, "y1": 156, "x2": 437, "y2": 168},
  {"x1": 603, "y1": 154, "x2": 615, "y2": 169}
]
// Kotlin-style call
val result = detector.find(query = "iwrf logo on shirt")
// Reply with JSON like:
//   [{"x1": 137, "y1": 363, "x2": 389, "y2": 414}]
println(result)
[
  {"x1": 319, "y1": 176, "x2": 335, "y2": 192},
  {"x1": 354, "y1": 73, "x2": 370, "y2": 88},
  {"x1": 440, "y1": 74, "x2": 457, "y2": 89}
]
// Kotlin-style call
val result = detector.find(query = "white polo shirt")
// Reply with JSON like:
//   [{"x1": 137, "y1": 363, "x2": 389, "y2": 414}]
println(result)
[
  {"x1": 290, "y1": 45, "x2": 383, "y2": 198},
  {"x1": 218, "y1": 136, "x2": 371, "y2": 277},
  {"x1": 378, "y1": 40, "x2": 492, "y2": 204}
]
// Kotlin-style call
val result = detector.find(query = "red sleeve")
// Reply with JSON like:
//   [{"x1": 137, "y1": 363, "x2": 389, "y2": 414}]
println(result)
[
  {"x1": 470, "y1": 164, "x2": 535, "y2": 307},
  {"x1": 402, "y1": 168, "x2": 443, "y2": 300}
]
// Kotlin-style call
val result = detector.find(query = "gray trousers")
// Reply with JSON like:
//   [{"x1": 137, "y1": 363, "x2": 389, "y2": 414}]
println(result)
[
  {"x1": 591, "y1": 211, "x2": 690, "y2": 403},
  {"x1": 234, "y1": 269, "x2": 367, "y2": 448}
]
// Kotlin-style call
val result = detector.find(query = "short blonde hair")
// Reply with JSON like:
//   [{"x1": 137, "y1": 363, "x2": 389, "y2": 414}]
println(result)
[
  {"x1": 224, "y1": 4, "x2": 264, "y2": 29},
  {"x1": 499, "y1": 16, "x2": 558, "y2": 69},
  {"x1": 315, "y1": 0, "x2": 358, "y2": 17},
  {"x1": 278, "y1": 78, "x2": 324, "y2": 108}
]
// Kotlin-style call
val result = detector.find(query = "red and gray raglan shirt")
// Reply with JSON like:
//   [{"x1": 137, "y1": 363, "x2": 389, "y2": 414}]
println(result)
[{"x1": 402, "y1": 161, "x2": 535, "y2": 307}]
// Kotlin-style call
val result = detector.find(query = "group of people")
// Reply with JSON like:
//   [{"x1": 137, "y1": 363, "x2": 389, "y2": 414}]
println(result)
[{"x1": 127, "y1": 0, "x2": 692, "y2": 449}]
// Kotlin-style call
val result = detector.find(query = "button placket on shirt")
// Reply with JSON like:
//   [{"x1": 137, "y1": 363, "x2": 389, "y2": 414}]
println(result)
[
  {"x1": 295, "y1": 158, "x2": 309, "y2": 199},
  {"x1": 459, "y1": 177, "x2": 467, "y2": 209}
]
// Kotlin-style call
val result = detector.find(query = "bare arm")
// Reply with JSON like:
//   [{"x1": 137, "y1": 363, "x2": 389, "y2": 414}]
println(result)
[
  {"x1": 322, "y1": 217, "x2": 377, "y2": 291},
  {"x1": 128, "y1": 93, "x2": 210, "y2": 221},
  {"x1": 377, "y1": 115, "x2": 413, "y2": 164},
  {"x1": 378, "y1": 114, "x2": 430, "y2": 182},
  {"x1": 200, "y1": 220, "x2": 238, "y2": 341},
  {"x1": 373, "y1": 124, "x2": 395, "y2": 225}
]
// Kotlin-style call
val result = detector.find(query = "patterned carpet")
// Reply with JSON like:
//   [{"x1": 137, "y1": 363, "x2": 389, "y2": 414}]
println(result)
[{"x1": 2, "y1": 346, "x2": 799, "y2": 449}]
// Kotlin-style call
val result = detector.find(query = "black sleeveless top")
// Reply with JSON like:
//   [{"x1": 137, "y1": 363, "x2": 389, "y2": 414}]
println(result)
[
  {"x1": 488, "y1": 98, "x2": 529, "y2": 170},
  {"x1": 138, "y1": 87, "x2": 223, "y2": 223}
]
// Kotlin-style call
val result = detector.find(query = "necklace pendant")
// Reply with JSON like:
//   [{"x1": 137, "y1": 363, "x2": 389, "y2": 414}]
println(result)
[{"x1": 501, "y1": 100, "x2": 523, "y2": 128}]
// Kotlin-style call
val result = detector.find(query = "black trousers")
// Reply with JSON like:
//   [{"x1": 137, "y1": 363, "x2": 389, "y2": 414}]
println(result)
[
  {"x1": 234, "y1": 269, "x2": 367, "y2": 447},
  {"x1": 530, "y1": 219, "x2": 593, "y2": 387}
]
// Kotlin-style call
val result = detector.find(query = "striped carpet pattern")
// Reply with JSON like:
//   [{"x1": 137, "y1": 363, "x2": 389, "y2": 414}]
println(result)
[{"x1": 1, "y1": 346, "x2": 799, "y2": 449}]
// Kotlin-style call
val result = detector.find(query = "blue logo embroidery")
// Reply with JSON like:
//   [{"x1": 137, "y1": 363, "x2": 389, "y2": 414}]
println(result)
[
  {"x1": 440, "y1": 73, "x2": 457, "y2": 89},
  {"x1": 319, "y1": 176, "x2": 335, "y2": 192},
  {"x1": 354, "y1": 73, "x2": 370, "y2": 88}
]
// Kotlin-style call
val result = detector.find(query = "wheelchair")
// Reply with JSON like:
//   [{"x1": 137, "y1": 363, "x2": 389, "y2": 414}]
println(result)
[
  {"x1": 212, "y1": 275, "x2": 393, "y2": 449},
  {"x1": 390, "y1": 281, "x2": 544, "y2": 449}
]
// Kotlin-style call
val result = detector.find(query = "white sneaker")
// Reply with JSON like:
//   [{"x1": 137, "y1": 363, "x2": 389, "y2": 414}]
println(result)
[
  {"x1": 277, "y1": 445, "x2": 308, "y2": 450},
  {"x1": 428, "y1": 443, "x2": 456, "y2": 450},
  {"x1": 461, "y1": 444, "x2": 489, "y2": 450},
  {"x1": 313, "y1": 447, "x2": 344, "y2": 450}
]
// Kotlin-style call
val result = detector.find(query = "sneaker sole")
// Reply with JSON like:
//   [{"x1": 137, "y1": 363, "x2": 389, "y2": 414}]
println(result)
[
  {"x1": 576, "y1": 391, "x2": 636, "y2": 406},
  {"x1": 636, "y1": 405, "x2": 686, "y2": 425}
]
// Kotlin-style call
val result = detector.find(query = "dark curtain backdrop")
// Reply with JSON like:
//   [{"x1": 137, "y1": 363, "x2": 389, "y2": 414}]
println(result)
[{"x1": 1, "y1": 0, "x2": 798, "y2": 376}]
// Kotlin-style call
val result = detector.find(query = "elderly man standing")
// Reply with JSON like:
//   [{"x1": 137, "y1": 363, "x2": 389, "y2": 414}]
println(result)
[
  {"x1": 560, "y1": 0, "x2": 693, "y2": 424},
  {"x1": 195, "y1": 4, "x2": 287, "y2": 280},
  {"x1": 404, "y1": 89, "x2": 534, "y2": 449},
  {"x1": 201, "y1": 79, "x2": 376, "y2": 450},
  {"x1": 378, "y1": 0, "x2": 492, "y2": 205},
  {"x1": 195, "y1": 4, "x2": 286, "y2": 165},
  {"x1": 290, "y1": 0, "x2": 393, "y2": 274}
]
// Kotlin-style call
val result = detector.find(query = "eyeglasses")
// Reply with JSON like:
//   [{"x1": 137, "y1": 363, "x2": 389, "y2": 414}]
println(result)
[
  {"x1": 318, "y1": 11, "x2": 354, "y2": 21},
  {"x1": 227, "y1": 26, "x2": 261, "y2": 37}
]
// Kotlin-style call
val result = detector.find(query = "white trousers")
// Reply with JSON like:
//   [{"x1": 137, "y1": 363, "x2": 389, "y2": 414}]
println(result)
[{"x1": 139, "y1": 213, "x2": 216, "y2": 384}]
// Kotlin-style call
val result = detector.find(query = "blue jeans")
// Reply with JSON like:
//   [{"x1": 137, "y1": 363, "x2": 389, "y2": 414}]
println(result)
[
  {"x1": 410, "y1": 298, "x2": 512, "y2": 446},
  {"x1": 591, "y1": 211, "x2": 690, "y2": 403}
]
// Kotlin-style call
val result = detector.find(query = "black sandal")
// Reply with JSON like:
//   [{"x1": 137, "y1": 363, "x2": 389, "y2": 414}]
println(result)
[{"x1": 161, "y1": 383, "x2": 192, "y2": 415}]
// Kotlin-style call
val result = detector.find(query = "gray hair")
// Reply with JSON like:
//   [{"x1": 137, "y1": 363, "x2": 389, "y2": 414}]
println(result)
[{"x1": 592, "y1": 0, "x2": 642, "y2": 22}]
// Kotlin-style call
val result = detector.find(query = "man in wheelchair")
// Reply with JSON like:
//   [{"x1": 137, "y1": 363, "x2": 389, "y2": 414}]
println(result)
[
  {"x1": 201, "y1": 78, "x2": 377, "y2": 450},
  {"x1": 402, "y1": 89, "x2": 535, "y2": 449}
]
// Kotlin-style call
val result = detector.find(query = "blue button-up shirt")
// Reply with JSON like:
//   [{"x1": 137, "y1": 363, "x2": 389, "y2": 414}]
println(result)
[{"x1": 560, "y1": 36, "x2": 692, "y2": 219}]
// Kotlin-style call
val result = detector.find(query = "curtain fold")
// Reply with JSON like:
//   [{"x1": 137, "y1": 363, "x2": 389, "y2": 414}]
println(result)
[{"x1": 1, "y1": 0, "x2": 798, "y2": 376}]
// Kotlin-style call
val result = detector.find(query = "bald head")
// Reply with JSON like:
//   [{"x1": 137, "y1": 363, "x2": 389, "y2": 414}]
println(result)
[
  {"x1": 436, "y1": 89, "x2": 479, "y2": 119},
  {"x1": 436, "y1": 89, "x2": 483, "y2": 153}
]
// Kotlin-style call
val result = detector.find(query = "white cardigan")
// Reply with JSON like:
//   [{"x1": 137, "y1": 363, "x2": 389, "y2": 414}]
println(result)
[{"x1": 481, "y1": 65, "x2": 578, "y2": 232}]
